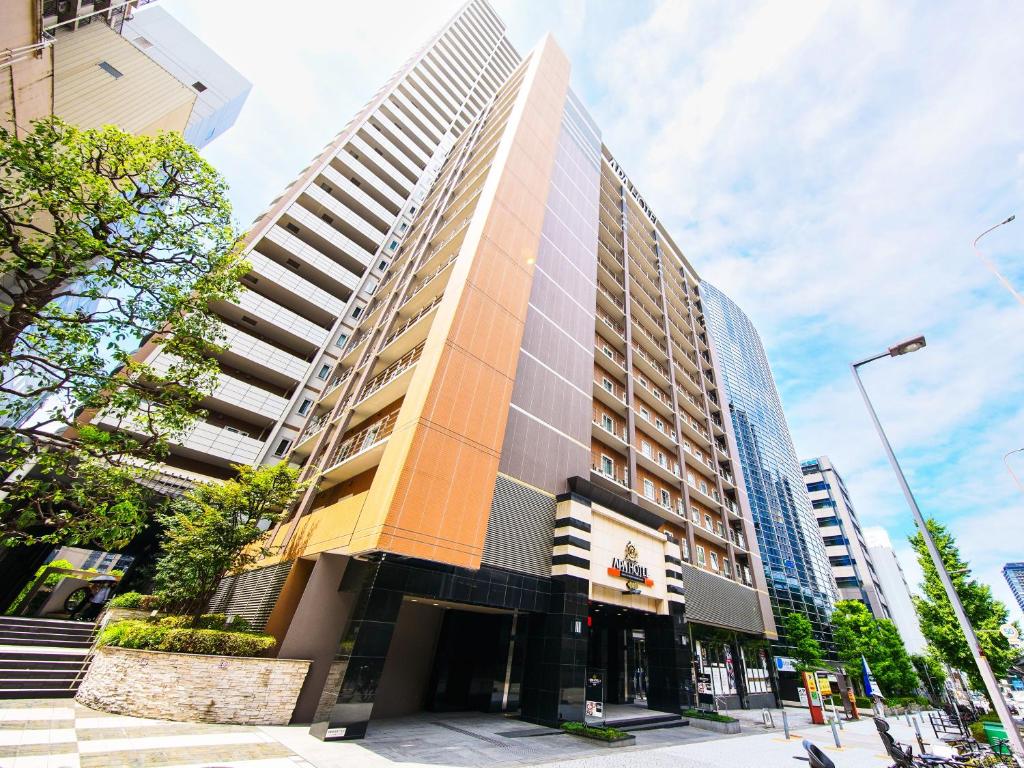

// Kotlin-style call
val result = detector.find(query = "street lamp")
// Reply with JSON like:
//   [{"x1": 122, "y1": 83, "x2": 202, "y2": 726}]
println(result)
[
  {"x1": 852, "y1": 337, "x2": 1024, "y2": 765},
  {"x1": 1004, "y1": 448, "x2": 1024, "y2": 495},
  {"x1": 973, "y1": 216, "x2": 1023, "y2": 309}
]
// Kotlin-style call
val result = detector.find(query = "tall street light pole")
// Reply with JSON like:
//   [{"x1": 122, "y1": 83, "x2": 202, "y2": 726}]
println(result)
[
  {"x1": 973, "y1": 215, "x2": 1023, "y2": 308},
  {"x1": 1004, "y1": 448, "x2": 1024, "y2": 495},
  {"x1": 852, "y1": 336, "x2": 1024, "y2": 765}
]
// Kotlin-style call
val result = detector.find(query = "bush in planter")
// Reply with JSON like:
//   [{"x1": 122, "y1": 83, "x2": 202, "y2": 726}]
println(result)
[
  {"x1": 155, "y1": 613, "x2": 252, "y2": 632},
  {"x1": 109, "y1": 592, "x2": 164, "y2": 611},
  {"x1": 855, "y1": 696, "x2": 872, "y2": 709},
  {"x1": 680, "y1": 708, "x2": 739, "y2": 723},
  {"x1": 98, "y1": 619, "x2": 275, "y2": 657},
  {"x1": 560, "y1": 722, "x2": 630, "y2": 741}
]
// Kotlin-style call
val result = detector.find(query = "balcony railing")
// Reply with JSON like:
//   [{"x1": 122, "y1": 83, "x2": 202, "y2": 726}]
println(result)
[
  {"x1": 597, "y1": 281, "x2": 625, "y2": 311},
  {"x1": 631, "y1": 341, "x2": 670, "y2": 380},
  {"x1": 594, "y1": 378, "x2": 627, "y2": 403},
  {"x1": 299, "y1": 412, "x2": 332, "y2": 443},
  {"x1": 597, "y1": 309, "x2": 625, "y2": 337},
  {"x1": 592, "y1": 462, "x2": 629, "y2": 488},
  {"x1": 384, "y1": 294, "x2": 442, "y2": 348},
  {"x1": 593, "y1": 416, "x2": 627, "y2": 442},
  {"x1": 358, "y1": 342, "x2": 423, "y2": 402},
  {"x1": 597, "y1": 340, "x2": 627, "y2": 369},
  {"x1": 417, "y1": 217, "x2": 472, "y2": 270},
  {"x1": 323, "y1": 409, "x2": 399, "y2": 470}
]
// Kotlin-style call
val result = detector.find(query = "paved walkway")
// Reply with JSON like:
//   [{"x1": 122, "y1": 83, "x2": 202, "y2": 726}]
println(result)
[{"x1": 0, "y1": 696, "x2": 940, "y2": 768}]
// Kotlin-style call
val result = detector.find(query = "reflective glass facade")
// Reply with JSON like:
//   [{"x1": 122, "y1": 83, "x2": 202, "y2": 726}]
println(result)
[{"x1": 700, "y1": 282, "x2": 837, "y2": 657}]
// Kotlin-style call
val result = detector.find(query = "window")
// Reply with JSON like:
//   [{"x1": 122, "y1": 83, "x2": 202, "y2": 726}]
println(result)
[
  {"x1": 690, "y1": 507, "x2": 700, "y2": 523},
  {"x1": 830, "y1": 555, "x2": 855, "y2": 567},
  {"x1": 682, "y1": 539, "x2": 690, "y2": 561},
  {"x1": 696, "y1": 545, "x2": 706, "y2": 567},
  {"x1": 297, "y1": 398, "x2": 313, "y2": 416},
  {"x1": 806, "y1": 480, "x2": 830, "y2": 493},
  {"x1": 601, "y1": 455, "x2": 614, "y2": 476},
  {"x1": 835, "y1": 576, "x2": 861, "y2": 588},
  {"x1": 660, "y1": 489, "x2": 671, "y2": 508},
  {"x1": 321, "y1": 182, "x2": 334, "y2": 194},
  {"x1": 723, "y1": 559, "x2": 731, "y2": 577},
  {"x1": 273, "y1": 438, "x2": 291, "y2": 457},
  {"x1": 603, "y1": 344, "x2": 613, "y2": 357},
  {"x1": 700, "y1": 480, "x2": 709, "y2": 495},
  {"x1": 389, "y1": 241, "x2": 398, "y2": 251},
  {"x1": 602, "y1": 414, "x2": 613, "y2": 432},
  {"x1": 643, "y1": 479, "x2": 655, "y2": 499},
  {"x1": 822, "y1": 535, "x2": 848, "y2": 547},
  {"x1": 192, "y1": 81, "x2": 207, "y2": 92},
  {"x1": 365, "y1": 280, "x2": 378, "y2": 295},
  {"x1": 224, "y1": 425, "x2": 249, "y2": 437},
  {"x1": 351, "y1": 305, "x2": 363, "y2": 319},
  {"x1": 704, "y1": 513, "x2": 713, "y2": 530},
  {"x1": 657, "y1": 451, "x2": 666, "y2": 467},
  {"x1": 602, "y1": 377, "x2": 613, "y2": 393},
  {"x1": 641, "y1": 440, "x2": 652, "y2": 458},
  {"x1": 286, "y1": 222, "x2": 300, "y2": 234},
  {"x1": 710, "y1": 552, "x2": 720, "y2": 571},
  {"x1": 317, "y1": 364, "x2": 330, "y2": 380},
  {"x1": 98, "y1": 61, "x2": 123, "y2": 79},
  {"x1": 817, "y1": 516, "x2": 841, "y2": 527},
  {"x1": 812, "y1": 498, "x2": 835, "y2": 509},
  {"x1": 410, "y1": 205, "x2": 417, "y2": 213},
  {"x1": 399, "y1": 222, "x2": 408, "y2": 233},
  {"x1": 336, "y1": 333, "x2": 348, "y2": 348},
  {"x1": 321, "y1": 213, "x2": 334, "y2": 225},
  {"x1": 656, "y1": 418, "x2": 664, "y2": 431},
  {"x1": 687, "y1": 470, "x2": 696, "y2": 485},
  {"x1": 640, "y1": 407, "x2": 650, "y2": 421},
  {"x1": 715, "y1": 521, "x2": 725, "y2": 538},
  {"x1": 638, "y1": 377, "x2": 648, "y2": 389},
  {"x1": 378, "y1": 259, "x2": 389, "y2": 271}
]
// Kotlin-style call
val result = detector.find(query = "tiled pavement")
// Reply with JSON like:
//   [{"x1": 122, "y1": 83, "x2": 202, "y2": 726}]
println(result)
[{"x1": 0, "y1": 699, "x2": 314, "y2": 768}]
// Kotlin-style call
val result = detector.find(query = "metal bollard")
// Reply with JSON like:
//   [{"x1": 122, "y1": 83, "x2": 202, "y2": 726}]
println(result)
[
  {"x1": 830, "y1": 718, "x2": 841, "y2": 748},
  {"x1": 782, "y1": 710, "x2": 790, "y2": 740}
]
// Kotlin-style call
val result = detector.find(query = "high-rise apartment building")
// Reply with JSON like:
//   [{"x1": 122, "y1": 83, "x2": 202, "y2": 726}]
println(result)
[
  {"x1": 802, "y1": 456, "x2": 889, "y2": 619},
  {"x1": 700, "y1": 283, "x2": 837, "y2": 666},
  {"x1": 188, "y1": 1, "x2": 777, "y2": 739},
  {"x1": 865, "y1": 528, "x2": 928, "y2": 653},
  {"x1": 1003, "y1": 563, "x2": 1024, "y2": 614},
  {"x1": 95, "y1": 0, "x2": 519, "y2": 494}
]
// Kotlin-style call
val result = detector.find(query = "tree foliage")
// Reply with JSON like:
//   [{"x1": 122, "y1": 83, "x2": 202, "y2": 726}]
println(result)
[
  {"x1": 910, "y1": 647, "x2": 948, "y2": 703},
  {"x1": 784, "y1": 611, "x2": 827, "y2": 671},
  {"x1": 830, "y1": 599, "x2": 919, "y2": 697},
  {"x1": 910, "y1": 518, "x2": 1018, "y2": 689},
  {"x1": 0, "y1": 116, "x2": 245, "y2": 548},
  {"x1": 154, "y1": 463, "x2": 303, "y2": 621}
]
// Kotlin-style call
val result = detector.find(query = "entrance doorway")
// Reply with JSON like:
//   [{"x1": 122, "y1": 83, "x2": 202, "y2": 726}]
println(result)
[{"x1": 587, "y1": 603, "x2": 653, "y2": 710}]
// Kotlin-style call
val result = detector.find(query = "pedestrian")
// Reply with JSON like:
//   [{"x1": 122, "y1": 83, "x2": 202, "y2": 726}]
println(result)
[{"x1": 70, "y1": 582, "x2": 112, "y2": 621}]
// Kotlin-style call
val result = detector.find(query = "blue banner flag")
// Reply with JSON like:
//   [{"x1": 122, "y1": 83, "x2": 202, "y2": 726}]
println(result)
[{"x1": 862, "y1": 655, "x2": 882, "y2": 699}]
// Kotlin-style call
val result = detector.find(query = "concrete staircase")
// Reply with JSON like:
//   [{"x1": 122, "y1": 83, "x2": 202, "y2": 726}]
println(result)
[{"x1": 0, "y1": 616, "x2": 96, "y2": 698}]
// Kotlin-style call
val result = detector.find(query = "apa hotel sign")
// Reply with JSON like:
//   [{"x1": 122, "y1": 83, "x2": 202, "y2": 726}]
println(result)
[{"x1": 608, "y1": 541, "x2": 654, "y2": 593}]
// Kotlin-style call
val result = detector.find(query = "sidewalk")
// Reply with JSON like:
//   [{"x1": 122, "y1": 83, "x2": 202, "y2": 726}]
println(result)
[{"x1": 0, "y1": 695, "x2": 936, "y2": 768}]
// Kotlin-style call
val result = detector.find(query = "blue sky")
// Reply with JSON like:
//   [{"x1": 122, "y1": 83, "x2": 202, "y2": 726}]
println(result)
[{"x1": 160, "y1": 0, "x2": 1024, "y2": 618}]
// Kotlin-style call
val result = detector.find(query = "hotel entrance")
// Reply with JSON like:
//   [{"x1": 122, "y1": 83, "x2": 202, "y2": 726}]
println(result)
[{"x1": 587, "y1": 603, "x2": 657, "y2": 711}]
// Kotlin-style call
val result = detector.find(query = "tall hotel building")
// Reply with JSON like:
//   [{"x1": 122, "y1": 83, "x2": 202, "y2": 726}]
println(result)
[
  {"x1": 700, "y1": 284, "x2": 837, "y2": 670},
  {"x1": 108, "y1": 0, "x2": 777, "y2": 737},
  {"x1": 1003, "y1": 563, "x2": 1024, "y2": 614},
  {"x1": 865, "y1": 529, "x2": 928, "y2": 654},
  {"x1": 802, "y1": 456, "x2": 889, "y2": 620}
]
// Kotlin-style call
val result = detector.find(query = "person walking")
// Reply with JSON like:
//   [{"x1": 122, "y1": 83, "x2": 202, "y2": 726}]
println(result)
[{"x1": 70, "y1": 581, "x2": 113, "y2": 621}]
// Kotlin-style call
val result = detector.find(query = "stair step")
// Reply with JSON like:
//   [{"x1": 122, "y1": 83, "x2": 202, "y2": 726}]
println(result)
[
  {"x1": 0, "y1": 677, "x2": 79, "y2": 690},
  {"x1": 619, "y1": 718, "x2": 689, "y2": 732},
  {"x1": 604, "y1": 712, "x2": 685, "y2": 729},
  {"x1": 0, "y1": 632, "x2": 95, "y2": 645},
  {"x1": 0, "y1": 667, "x2": 81, "y2": 680},
  {"x1": 0, "y1": 659, "x2": 86, "y2": 670},
  {"x1": 0, "y1": 637, "x2": 93, "y2": 649},
  {"x1": 0, "y1": 617, "x2": 96, "y2": 630},
  {"x1": 0, "y1": 651, "x2": 90, "y2": 663},
  {"x1": 0, "y1": 688, "x2": 77, "y2": 699}
]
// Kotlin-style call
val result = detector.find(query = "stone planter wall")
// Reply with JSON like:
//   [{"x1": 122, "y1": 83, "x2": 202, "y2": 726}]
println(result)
[
  {"x1": 686, "y1": 717, "x2": 742, "y2": 734},
  {"x1": 101, "y1": 607, "x2": 153, "y2": 626},
  {"x1": 77, "y1": 645, "x2": 310, "y2": 725}
]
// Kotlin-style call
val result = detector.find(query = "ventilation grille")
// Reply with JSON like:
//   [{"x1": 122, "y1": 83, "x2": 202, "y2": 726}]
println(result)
[
  {"x1": 679, "y1": 563, "x2": 765, "y2": 634},
  {"x1": 207, "y1": 561, "x2": 292, "y2": 630},
  {"x1": 481, "y1": 475, "x2": 556, "y2": 577}
]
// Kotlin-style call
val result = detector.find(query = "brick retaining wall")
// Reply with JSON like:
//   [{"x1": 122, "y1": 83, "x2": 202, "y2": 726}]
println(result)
[{"x1": 77, "y1": 645, "x2": 310, "y2": 725}]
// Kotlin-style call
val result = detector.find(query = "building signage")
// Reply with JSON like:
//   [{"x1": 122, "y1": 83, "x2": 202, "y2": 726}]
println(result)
[
  {"x1": 608, "y1": 541, "x2": 654, "y2": 593},
  {"x1": 607, "y1": 158, "x2": 657, "y2": 225},
  {"x1": 585, "y1": 670, "x2": 605, "y2": 724}
]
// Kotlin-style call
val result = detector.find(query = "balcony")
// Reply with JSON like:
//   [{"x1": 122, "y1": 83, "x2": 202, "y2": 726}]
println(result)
[
  {"x1": 216, "y1": 324, "x2": 308, "y2": 387},
  {"x1": 630, "y1": 341, "x2": 671, "y2": 385},
  {"x1": 631, "y1": 318, "x2": 669, "y2": 361},
  {"x1": 592, "y1": 416, "x2": 628, "y2": 447},
  {"x1": 591, "y1": 462, "x2": 630, "y2": 491},
  {"x1": 593, "y1": 377, "x2": 627, "y2": 413},
  {"x1": 596, "y1": 280, "x2": 625, "y2": 318},
  {"x1": 687, "y1": 477, "x2": 721, "y2": 511},
  {"x1": 378, "y1": 294, "x2": 442, "y2": 363},
  {"x1": 321, "y1": 410, "x2": 399, "y2": 486},
  {"x1": 635, "y1": 449, "x2": 680, "y2": 486},
  {"x1": 219, "y1": 288, "x2": 328, "y2": 356},
  {"x1": 320, "y1": 366, "x2": 354, "y2": 408},
  {"x1": 597, "y1": 340, "x2": 627, "y2": 372},
  {"x1": 352, "y1": 342, "x2": 423, "y2": 418},
  {"x1": 417, "y1": 216, "x2": 472, "y2": 274},
  {"x1": 596, "y1": 308, "x2": 625, "y2": 339},
  {"x1": 292, "y1": 412, "x2": 332, "y2": 456}
]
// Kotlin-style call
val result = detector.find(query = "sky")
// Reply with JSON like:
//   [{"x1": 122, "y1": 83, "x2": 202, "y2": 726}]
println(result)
[{"x1": 158, "y1": 0, "x2": 1024, "y2": 620}]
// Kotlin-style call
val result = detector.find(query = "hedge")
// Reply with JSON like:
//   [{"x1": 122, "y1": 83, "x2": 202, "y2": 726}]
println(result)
[
  {"x1": 680, "y1": 708, "x2": 739, "y2": 723},
  {"x1": 154, "y1": 614, "x2": 252, "y2": 632},
  {"x1": 109, "y1": 592, "x2": 164, "y2": 610},
  {"x1": 97, "y1": 620, "x2": 275, "y2": 657},
  {"x1": 560, "y1": 721, "x2": 630, "y2": 741}
]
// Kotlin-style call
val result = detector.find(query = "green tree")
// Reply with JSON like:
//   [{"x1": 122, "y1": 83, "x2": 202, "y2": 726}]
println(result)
[
  {"x1": 154, "y1": 463, "x2": 302, "y2": 621},
  {"x1": 829, "y1": 600, "x2": 918, "y2": 696},
  {"x1": 910, "y1": 519, "x2": 1018, "y2": 689},
  {"x1": 0, "y1": 117, "x2": 245, "y2": 548},
  {"x1": 910, "y1": 647, "x2": 948, "y2": 703},
  {"x1": 784, "y1": 611, "x2": 827, "y2": 671}
]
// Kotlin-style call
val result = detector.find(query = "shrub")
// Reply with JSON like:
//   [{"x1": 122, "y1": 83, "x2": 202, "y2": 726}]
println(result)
[
  {"x1": 560, "y1": 722, "x2": 630, "y2": 741},
  {"x1": 109, "y1": 592, "x2": 163, "y2": 610},
  {"x1": 98, "y1": 619, "x2": 275, "y2": 657},
  {"x1": 155, "y1": 613, "x2": 252, "y2": 632},
  {"x1": 855, "y1": 696, "x2": 872, "y2": 709},
  {"x1": 680, "y1": 708, "x2": 739, "y2": 723}
]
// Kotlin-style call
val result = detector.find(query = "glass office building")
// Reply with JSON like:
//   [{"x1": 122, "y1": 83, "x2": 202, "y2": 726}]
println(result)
[{"x1": 701, "y1": 282, "x2": 837, "y2": 659}]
